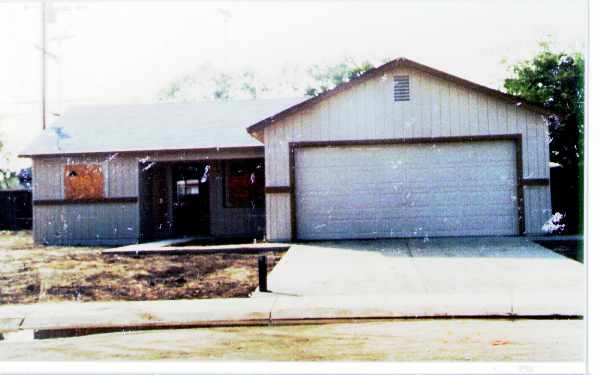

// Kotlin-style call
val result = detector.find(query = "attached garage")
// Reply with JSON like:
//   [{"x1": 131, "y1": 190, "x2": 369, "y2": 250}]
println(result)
[
  {"x1": 293, "y1": 139, "x2": 518, "y2": 240},
  {"x1": 248, "y1": 58, "x2": 553, "y2": 242}
]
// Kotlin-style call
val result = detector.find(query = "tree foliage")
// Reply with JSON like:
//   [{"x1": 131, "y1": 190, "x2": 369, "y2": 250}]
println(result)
[
  {"x1": 157, "y1": 64, "x2": 257, "y2": 102},
  {"x1": 0, "y1": 140, "x2": 20, "y2": 190},
  {"x1": 304, "y1": 59, "x2": 375, "y2": 97},
  {"x1": 157, "y1": 58, "x2": 380, "y2": 102},
  {"x1": 504, "y1": 46, "x2": 584, "y2": 169},
  {"x1": 157, "y1": 62, "x2": 304, "y2": 102},
  {"x1": 503, "y1": 45, "x2": 584, "y2": 232}
]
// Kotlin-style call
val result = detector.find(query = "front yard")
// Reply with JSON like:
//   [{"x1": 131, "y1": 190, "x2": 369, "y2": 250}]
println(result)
[{"x1": 0, "y1": 231, "x2": 283, "y2": 304}]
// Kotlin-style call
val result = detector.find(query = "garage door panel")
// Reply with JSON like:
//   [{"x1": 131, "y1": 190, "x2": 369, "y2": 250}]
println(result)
[
  {"x1": 301, "y1": 215, "x2": 518, "y2": 240},
  {"x1": 302, "y1": 206, "x2": 517, "y2": 224},
  {"x1": 300, "y1": 190, "x2": 516, "y2": 210},
  {"x1": 295, "y1": 141, "x2": 518, "y2": 240},
  {"x1": 299, "y1": 177, "x2": 514, "y2": 193}
]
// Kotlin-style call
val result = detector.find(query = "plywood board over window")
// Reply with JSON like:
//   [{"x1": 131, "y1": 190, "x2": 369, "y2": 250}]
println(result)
[
  {"x1": 224, "y1": 159, "x2": 265, "y2": 208},
  {"x1": 64, "y1": 164, "x2": 104, "y2": 200}
]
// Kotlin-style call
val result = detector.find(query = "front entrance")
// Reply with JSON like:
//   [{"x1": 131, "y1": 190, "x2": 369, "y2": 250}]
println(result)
[
  {"x1": 172, "y1": 163, "x2": 211, "y2": 236},
  {"x1": 139, "y1": 157, "x2": 266, "y2": 242}
]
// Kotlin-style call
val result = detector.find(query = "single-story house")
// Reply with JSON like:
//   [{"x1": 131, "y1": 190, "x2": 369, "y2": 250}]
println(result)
[{"x1": 20, "y1": 58, "x2": 552, "y2": 245}]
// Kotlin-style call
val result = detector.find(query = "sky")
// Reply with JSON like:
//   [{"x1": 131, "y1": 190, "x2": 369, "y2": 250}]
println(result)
[{"x1": 0, "y1": 0, "x2": 587, "y2": 170}]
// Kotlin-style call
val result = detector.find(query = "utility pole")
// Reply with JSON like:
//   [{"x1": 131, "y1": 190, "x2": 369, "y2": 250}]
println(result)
[
  {"x1": 41, "y1": 1, "x2": 46, "y2": 130},
  {"x1": 38, "y1": 2, "x2": 76, "y2": 127}
]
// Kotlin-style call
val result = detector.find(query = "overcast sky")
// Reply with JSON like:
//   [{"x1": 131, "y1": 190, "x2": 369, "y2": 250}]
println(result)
[{"x1": 0, "y1": 0, "x2": 587, "y2": 169}]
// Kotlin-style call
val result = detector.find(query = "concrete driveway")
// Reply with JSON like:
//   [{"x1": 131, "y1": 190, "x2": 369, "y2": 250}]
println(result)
[{"x1": 263, "y1": 237, "x2": 584, "y2": 314}]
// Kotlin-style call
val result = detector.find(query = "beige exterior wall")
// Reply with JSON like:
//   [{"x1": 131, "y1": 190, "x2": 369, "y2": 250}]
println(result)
[
  {"x1": 209, "y1": 161, "x2": 265, "y2": 238},
  {"x1": 31, "y1": 148, "x2": 265, "y2": 245},
  {"x1": 263, "y1": 66, "x2": 552, "y2": 241},
  {"x1": 32, "y1": 154, "x2": 139, "y2": 245}
]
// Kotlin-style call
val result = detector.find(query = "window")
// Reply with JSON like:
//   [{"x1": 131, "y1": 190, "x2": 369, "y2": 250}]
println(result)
[
  {"x1": 174, "y1": 164, "x2": 209, "y2": 199},
  {"x1": 64, "y1": 164, "x2": 104, "y2": 200},
  {"x1": 224, "y1": 159, "x2": 265, "y2": 208},
  {"x1": 176, "y1": 179, "x2": 199, "y2": 196},
  {"x1": 394, "y1": 75, "x2": 410, "y2": 101}
]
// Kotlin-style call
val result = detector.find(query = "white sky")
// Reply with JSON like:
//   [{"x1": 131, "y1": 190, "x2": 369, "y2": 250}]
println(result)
[{"x1": 0, "y1": 0, "x2": 587, "y2": 170}]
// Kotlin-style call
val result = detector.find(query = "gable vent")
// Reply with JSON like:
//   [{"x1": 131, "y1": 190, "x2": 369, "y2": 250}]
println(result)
[{"x1": 393, "y1": 75, "x2": 410, "y2": 101}]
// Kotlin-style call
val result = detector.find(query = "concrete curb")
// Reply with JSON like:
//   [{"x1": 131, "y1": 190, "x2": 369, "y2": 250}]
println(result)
[
  {"x1": 103, "y1": 244, "x2": 290, "y2": 256},
  {"x1": 0, "y1": 291, "x2": 584, "y2": 341},
  {"x1": 103, "y1": 237, "x2": 290, "y2": 256}
]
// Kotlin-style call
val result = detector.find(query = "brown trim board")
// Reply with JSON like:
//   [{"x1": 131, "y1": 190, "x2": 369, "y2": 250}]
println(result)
[
  {"x1": 20, "y1": 146, "x2": 264, "y2": 159},
  {"x1": 265, "y1": 186, "x2": 291, "y2": 194},
  {"x1": 34, "y1": 197, "x2": 138, "y2": 206},
  {"x1": 288, "y1": 134, "x2": 527, "y2": 241},
  {"x1": 522, "y1": 178, "x2": 550, "y2": 186}
]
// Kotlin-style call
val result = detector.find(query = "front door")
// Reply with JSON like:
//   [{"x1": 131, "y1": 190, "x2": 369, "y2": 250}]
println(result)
[{"x1": 173, "y1": 163, "x2": 211, "y2": 236}]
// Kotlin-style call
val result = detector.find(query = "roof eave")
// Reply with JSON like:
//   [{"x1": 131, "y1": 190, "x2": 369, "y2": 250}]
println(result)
[{"x1": 18, "y1": 145, "x2": 265, "y2": 159}]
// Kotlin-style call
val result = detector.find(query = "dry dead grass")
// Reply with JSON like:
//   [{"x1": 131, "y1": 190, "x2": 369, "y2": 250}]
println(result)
[
  {"x1": 0, "y1": 231, "x2": 282, "y2": 305},
  {"x1": 0, "y1": 319, "x2": 585, "y2": 361}
]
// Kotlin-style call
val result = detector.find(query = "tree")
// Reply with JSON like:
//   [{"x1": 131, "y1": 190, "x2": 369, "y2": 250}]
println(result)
[
  {"x1": 157, "y1": 58, "x2": 381, "y2": 102},
  {"x1": 0, "y1": 140, "x2": 21, "y2": 190},
  {"x1": 503, "y1": 45, "x2": 584, "y2": 233},
  {"x1": 157, "y1": 62, "x2": 305, "y2": 102},
  {"x1": 304, "y1": 59, "x2": 375, "y2": 97},
  {"x1": 211, "y1": 73, "x2": 233, "y2": 100}
]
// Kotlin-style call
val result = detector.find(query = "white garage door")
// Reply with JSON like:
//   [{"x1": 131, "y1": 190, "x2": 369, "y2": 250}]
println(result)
[{"x1": 295, "y1": 140, "x2": 518, "y2": 240}]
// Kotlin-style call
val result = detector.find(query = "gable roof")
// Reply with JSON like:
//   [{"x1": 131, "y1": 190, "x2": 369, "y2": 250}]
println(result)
[
  {"x1": 246, "y1": 57, "x2": 552, "y2": 137},
  {"x1": 20, "y1": 98, "x2": 305, "y2": 157}
]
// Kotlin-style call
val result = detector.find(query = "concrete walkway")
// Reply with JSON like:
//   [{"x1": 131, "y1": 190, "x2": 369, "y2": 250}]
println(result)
[{"x1": 264, "y1": 237, "x2": 583, "y2": 297}]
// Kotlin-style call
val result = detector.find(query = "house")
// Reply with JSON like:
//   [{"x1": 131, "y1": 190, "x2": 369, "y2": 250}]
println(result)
[
  {"x1": 20, "y1": 58, "x2": 552, "y2": 245},
  {"x1": 20, "y1": 99, "x2": 303, "y2": 245}
]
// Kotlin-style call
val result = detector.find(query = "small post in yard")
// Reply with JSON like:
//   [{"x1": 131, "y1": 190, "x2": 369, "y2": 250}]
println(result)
[{"x1": 258, "y1": 255, "x2": 268, "y2": 292}]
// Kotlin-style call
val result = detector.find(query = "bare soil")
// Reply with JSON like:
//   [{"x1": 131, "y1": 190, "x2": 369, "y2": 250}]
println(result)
[
  {"x1": 0, "y1": 231, "x2": 283, "y2": 305},
  {"x1": 534, "y1": 239, "x2": 584, "y2": 263}
]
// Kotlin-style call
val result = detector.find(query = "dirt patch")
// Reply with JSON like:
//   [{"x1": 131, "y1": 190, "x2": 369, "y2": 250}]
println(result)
[
  {"x1": 0, "y1": 231, "x2": 284, "y2": 305},
  {"x1": 534, "y1": 239, "x2": 583, "y2": 263}
]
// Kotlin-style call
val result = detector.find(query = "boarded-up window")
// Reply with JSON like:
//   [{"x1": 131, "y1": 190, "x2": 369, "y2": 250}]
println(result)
[
  {"x1": 224, "y1": 159, "x2": 265, "y2": 208},
  {"x1": 64, "y1": 164, "x2": 104, "y2": 200}
]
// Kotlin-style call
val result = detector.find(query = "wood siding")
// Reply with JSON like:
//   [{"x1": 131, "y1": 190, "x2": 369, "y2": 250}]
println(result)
[
  {"x1": 32, "y1": 154, "x2": 139, "y2": 245},
  {"x1": 210, "y1": 162, "x2": 265, "y2": 238},
  {"x1": 33, "y1": 203, "x2": 139, "y2": 246},
  {"x1": 263, "y1": 67, "x2": 551, "y2": 241},
  {"x1": 32, "y1": 148, "x2": 265, "y2": 245}
]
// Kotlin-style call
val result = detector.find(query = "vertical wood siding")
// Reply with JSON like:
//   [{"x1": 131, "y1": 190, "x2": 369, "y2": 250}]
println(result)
[
  {"x1": 32, "y1": 148, "x2": 266, "y2": 245},
  {"x1": 33, "y1": 155, "x2": 138, "y2": 200},
  {"x1": 266, "y1": 193, "x2": 291, "y2": 241},
  {"x1": 32, "y1": 154, "x2": 139, "y2": 245},
  {"x1": 264, "y1": 67, "x2": 551, "y2": 240},
  {"x1": 209, "y1": 162, "x2": 265, "y2": 238},
  {"x1": 33, "y1": 203, "x2": 139, "y2": 246}
]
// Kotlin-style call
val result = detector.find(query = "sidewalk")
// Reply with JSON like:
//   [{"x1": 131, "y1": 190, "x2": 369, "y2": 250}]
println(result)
[{"x1": 0, "y1": 289, "x2": 583, "y2": 342}]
